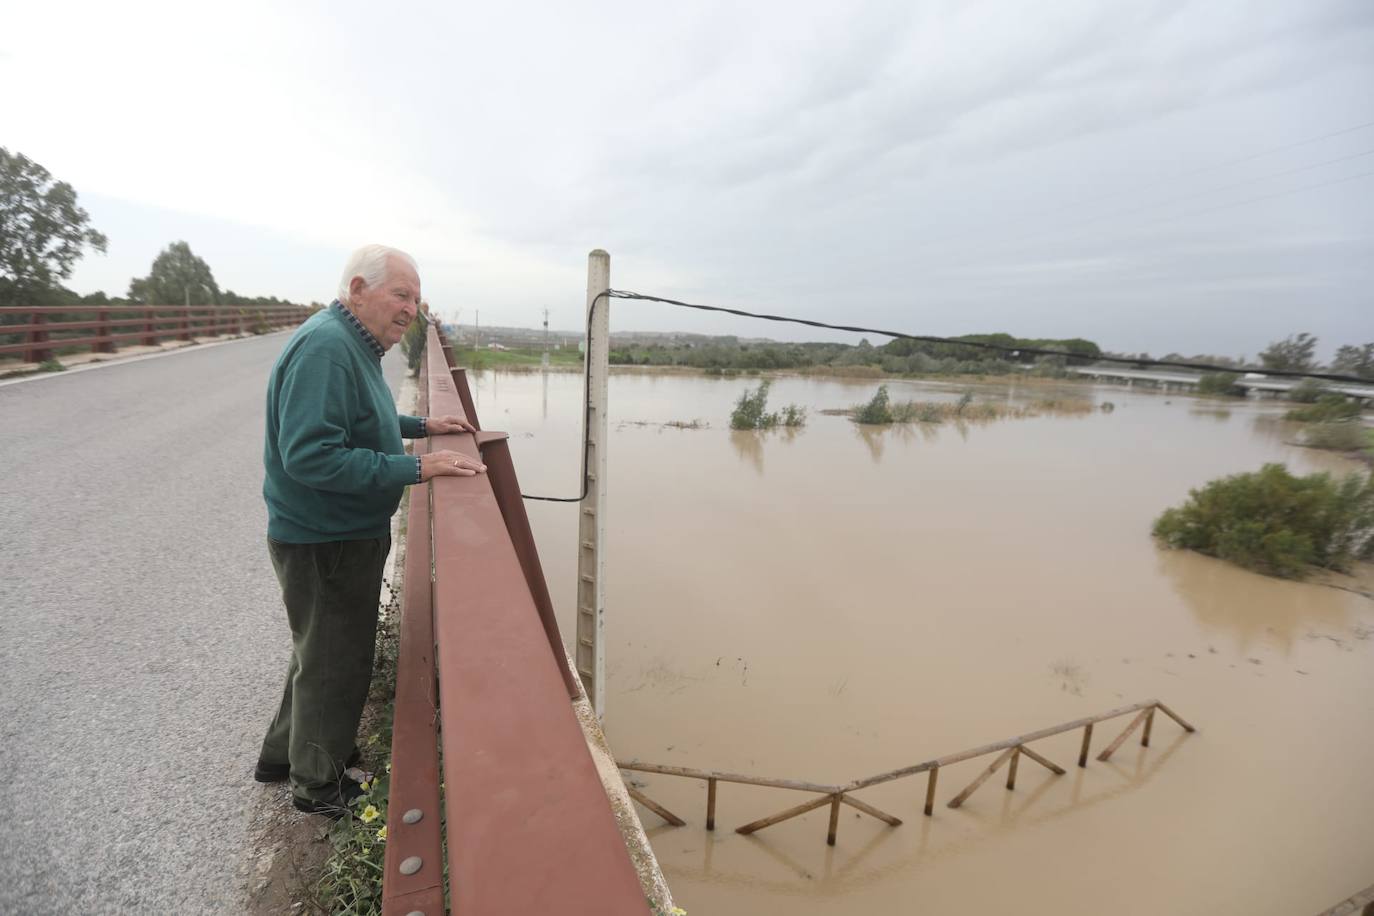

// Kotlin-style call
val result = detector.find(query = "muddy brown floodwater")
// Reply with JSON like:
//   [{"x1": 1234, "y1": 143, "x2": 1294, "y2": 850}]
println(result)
[{"x1": 471, "y1": 370, "x2": 1374, "y2": 916}]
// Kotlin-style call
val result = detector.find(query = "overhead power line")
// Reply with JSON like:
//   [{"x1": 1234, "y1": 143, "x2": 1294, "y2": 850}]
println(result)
[
  {"x1": 519, "y1": 288, "x2": 1372, "y2": 503},
  {"x1": 602, "y1": 290, "x2": 1373, "y2": 385}
]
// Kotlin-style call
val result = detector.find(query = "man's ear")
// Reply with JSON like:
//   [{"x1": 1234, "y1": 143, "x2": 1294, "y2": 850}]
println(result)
[{"x1": 347, "y1": 275, "x2": 367, "y2": 305}]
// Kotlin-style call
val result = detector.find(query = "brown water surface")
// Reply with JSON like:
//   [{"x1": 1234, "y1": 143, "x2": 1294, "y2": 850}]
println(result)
[{"x1": 473, "y1": 371, "x2": 1374, "y2": 916}]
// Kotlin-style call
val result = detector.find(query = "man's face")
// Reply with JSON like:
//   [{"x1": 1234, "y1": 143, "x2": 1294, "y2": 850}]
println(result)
[{"x1": 349, "y1": 258, "x2": 421, "y2": 351}]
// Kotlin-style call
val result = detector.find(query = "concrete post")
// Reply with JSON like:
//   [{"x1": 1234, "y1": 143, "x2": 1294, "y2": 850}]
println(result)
[{"x1": 577, "y1": 250, "x2": 611, "y2": 717}]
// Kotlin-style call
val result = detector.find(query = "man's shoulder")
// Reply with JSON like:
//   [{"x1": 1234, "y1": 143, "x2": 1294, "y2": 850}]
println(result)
[{"x1": 280, "y1": 309, "x2": 357, "y2": 366}]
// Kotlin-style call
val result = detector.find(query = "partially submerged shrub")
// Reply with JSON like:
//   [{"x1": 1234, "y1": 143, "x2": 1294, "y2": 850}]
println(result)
[
  {"x1": 1153, "y1": 463, "x2": 1374, "y2": 578},
  {"x1": 854, "y1": 385, "x2": 893, "y2": 424},
  {"x1": 1287, "y1": 378, "x2": 1327, "y2": 403},
  {"x1": 1300, "y1": 421, "x2": 1368, "y2": 451},
  {"x1": 1197, "y1": 372, "x2": 1243, "y2": 397},
  {"x1": 730, "y1": 381, "x2": 805, "y2": 429},
  {"x1": 1286, "y1": 394, "x2": 1361, "y2": 423}
]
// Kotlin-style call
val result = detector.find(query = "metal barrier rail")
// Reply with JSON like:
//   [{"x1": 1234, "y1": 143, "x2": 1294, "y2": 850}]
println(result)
[
  {"x1": 381, "y1": 325, "x2": 650, "y2": 915},
  {"x1": 0, "y1": 304, "x2": 311, "y2": 362},
  {"x1": 620, "y1": 698, "x2": 1196, "y2": 846}
]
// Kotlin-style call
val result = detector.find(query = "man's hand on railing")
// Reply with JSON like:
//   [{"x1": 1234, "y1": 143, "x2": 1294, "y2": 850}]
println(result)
[
  {"x1": 421, "y1": 450, "x2": 487, "y2": 480},
  {"x1": 427, "y1": 414, "x2": 476, "y2": 435}
]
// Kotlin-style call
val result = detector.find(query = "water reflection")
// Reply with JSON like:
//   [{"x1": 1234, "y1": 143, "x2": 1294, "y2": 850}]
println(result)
[
  {"x1": 1155, "y1": 547, "x2": 1353, "y2": 653},
  {"x1": 660, "y1": 730, "x2": 1193, "y2": 898},
  {"x1": 729, "y1": 430, "x2": 765, "y2": 474}
]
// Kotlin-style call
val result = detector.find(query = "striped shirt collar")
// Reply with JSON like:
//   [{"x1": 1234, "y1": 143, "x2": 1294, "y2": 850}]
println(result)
[{"x1": 332, "y1": 300, "x2": 386, "y2": 359}]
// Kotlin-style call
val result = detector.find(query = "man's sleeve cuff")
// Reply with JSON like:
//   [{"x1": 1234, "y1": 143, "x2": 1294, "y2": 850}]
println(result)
[{"x1": 415, "y1": 456, "x2": 423, "y2": 484}]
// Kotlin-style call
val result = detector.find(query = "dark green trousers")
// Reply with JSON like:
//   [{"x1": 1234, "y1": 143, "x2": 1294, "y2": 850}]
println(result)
[{"x1": 259, "y1": 535, "x2": 390, "y2": 804}]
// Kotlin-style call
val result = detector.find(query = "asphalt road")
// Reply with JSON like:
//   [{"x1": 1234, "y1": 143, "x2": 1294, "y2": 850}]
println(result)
[{"x1": 0, "y1": 334, "x2": 407, "y2": 914}]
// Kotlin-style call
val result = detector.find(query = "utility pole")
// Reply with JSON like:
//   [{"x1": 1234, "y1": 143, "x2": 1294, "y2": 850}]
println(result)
[
  {"x1": 577, "y1": 250, "x2": 610, "y2": 717},
  {"x1": 474, "y1": 310, "x2": 480, "y2": 349},
  {"x1": 542, "y1": 307, "x2": 550, "y2": 369}
]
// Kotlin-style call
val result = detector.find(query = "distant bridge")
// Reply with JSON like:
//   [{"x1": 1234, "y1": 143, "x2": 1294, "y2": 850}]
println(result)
[{"x1": 1069, "y1": 366, "x2": 1374, "y2": 402}]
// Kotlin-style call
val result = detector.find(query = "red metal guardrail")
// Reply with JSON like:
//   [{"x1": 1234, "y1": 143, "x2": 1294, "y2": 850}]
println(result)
[
  {"x1": 382, "y1": 324, "x2": 649, "y2": 915},
  {"x1": 0, "y1": 304, "x2": 312, "y2": 362}
]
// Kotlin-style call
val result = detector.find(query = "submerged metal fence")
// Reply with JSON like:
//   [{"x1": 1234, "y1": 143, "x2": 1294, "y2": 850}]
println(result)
[{"x1": 621, "y1": 698, "x2": 1196, "y2": 846}]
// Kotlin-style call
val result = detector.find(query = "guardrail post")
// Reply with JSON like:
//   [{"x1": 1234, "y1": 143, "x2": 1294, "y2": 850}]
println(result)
[
  {"x1": 25, "y1": 312, "x2": 52, "y2": 363},
  {"x1": 142, "y1": 307, "x2": 156, "y2": 346},
  {"x1": 577, "y1": 249, "x2": 610, "y2": 717},
  {"x1": 97, "y1": 308, "x2": 114, "y2": 353}
]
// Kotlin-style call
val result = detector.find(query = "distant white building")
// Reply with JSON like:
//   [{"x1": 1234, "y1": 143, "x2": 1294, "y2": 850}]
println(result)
[{"x1": 487, "y1": 342, "x2": 508, "y2": 351}]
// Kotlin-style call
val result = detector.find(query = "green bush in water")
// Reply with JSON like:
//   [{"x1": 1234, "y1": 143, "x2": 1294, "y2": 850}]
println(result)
[
  {"x1": 1301, "y1": 421, "x2": 1369, "y2": 451},
  {"x1": 1286, "y1": 394, "x2": 1361, "y2": 423},
  {"x1": 854, "y1": 385, "x2": 893, "y2": 424},
  {"x1": 1153, "y1": 463, "x2": 1374, "y2": 578},
  {"x1": 1197, "y1": 372, "x2": 1244, "y2": 397}
]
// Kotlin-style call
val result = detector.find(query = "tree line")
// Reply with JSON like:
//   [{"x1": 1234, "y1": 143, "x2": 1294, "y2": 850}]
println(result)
[{"x1": 1, "y1": 146, "x2": 313, "y2": 312}]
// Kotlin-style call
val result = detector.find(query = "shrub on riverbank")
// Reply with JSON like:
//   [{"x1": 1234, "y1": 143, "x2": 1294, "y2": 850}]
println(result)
[
  {"x1": 1197, "y1": 372, "x2": 1244, "y2": 397},
  {"x1": 1287, "y1": 378, "x2": 1327, "y2": 403},
  {"x1": 1153, "y1": 463, "x2": 1374, "y2": 578},
  {"x1": 1286, "y1": 394, "x2": 1361, "y2": 423},
  {"x1": 729, "y1": 381, "x2": 806, "y2": 429},
  {"x1": 1299, "y1": 421, "x2": 1370, "y2": 452}
]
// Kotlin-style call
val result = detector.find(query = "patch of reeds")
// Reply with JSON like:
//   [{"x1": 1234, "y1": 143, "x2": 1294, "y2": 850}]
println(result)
[{"x1": 845, "y1": 387, "x2": 1096, "y2": 425}]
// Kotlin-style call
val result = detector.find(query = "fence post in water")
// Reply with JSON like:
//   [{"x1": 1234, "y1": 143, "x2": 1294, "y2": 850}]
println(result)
[
  {"x1": 577, "y1": 249, "x2": 611, "y2": 717},
  {"x1": 924, "y1": 766, "x2": 939, "y2": 816},
  {"x1": 1078, "y1": 723, "x2": 1093, "y2": 767},
  {"x1": 706, "y1": 778, "x2": 718, "y2": 830}
]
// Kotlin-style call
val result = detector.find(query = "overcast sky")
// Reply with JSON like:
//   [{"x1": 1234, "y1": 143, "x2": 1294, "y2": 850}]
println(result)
[{"x1": 4, "y1": 0, "x2": 1371, "y2": 359}]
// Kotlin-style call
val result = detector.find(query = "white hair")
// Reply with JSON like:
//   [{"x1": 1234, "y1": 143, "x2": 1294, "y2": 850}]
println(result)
[{"x1": 336, "y1": 244, "x2": 419, "y2": 304}]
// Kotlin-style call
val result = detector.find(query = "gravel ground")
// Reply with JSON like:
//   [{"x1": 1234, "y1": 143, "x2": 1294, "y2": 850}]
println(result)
[{"x1": 0, "y1": 334, "x2": 407, "y2": 915}]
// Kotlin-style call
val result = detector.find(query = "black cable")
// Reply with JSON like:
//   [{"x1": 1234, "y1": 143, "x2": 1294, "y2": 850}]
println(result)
[
  {"x1": 520, "y1": 291, "x2": 609, "y2": 503},
  {"x1": 519, "y1": 288, "x2": 1373, "y2": 501},
  {"x1": 603, "y1": 290, "x2": 1373, "y2": 384}
]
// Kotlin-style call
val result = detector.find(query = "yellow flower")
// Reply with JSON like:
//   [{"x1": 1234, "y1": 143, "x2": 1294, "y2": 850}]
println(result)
[
  {"x1": 670, "y1": 908, "x2": 687, "y2": 915},
  {"x1": 360, "y1": 805, "x2": 380, "y2": 824},
  {"x1": 359, "y1": 780, "x2": 370, "y2": 792},
  {"x1": 376, "y1": 826, "x2": 388, "y2": 842}
]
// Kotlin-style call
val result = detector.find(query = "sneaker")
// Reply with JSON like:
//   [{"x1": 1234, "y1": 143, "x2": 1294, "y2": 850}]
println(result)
[
  {"x1": 254, "y1": 746, "x2": 362, "y2": 783},
  {"x1": 292, "y1": 774, "x2": 367, "y2": 820}
]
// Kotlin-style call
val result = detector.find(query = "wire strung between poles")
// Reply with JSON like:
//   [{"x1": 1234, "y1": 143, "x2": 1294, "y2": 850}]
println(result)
[{"x1": 518, "y1": 288, "x2": 1373, "y2": 502}]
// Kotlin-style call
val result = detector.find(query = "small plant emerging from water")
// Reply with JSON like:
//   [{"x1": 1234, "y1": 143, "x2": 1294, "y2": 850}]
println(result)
[
  {"x1": 1153, "y1": 463, "x2": 1374, "y2": 579},
  {"x1": 854, "y1": 385, "x2": 893, "y2": 424},
  {"x1": 730, "y1": 381, "x2": 806, "y2": 429}
]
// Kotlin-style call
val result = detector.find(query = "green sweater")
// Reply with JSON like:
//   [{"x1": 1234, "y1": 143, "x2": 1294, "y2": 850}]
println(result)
[{"x1": 263, "y1": 305, "x2": 423, "y2": 543}]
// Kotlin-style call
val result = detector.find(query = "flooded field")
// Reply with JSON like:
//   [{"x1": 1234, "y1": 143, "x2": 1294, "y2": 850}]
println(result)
[{"x1": 471, "y1": 369, "x2": 1374, "y2": 916}]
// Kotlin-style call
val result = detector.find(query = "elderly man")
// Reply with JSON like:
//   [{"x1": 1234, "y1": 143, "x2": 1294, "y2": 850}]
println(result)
[{"x1": 255, "y1": 244, "x2": 484, "y2": 817}]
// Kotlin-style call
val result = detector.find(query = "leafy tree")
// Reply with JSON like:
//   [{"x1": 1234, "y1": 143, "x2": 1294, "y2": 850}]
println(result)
[
  {"x1": 0, "y1": 147, "x2": 108, "y2": 306},
  {"x1": 1259, "y1": 333, "x2": 1318, "y2": 373},
  {"x1": 1331, "y1": 343, "x2": 1374, "y2": 380},
  {"x1": 129, "y1": 240, "x2": 220, "y2": 304}
]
